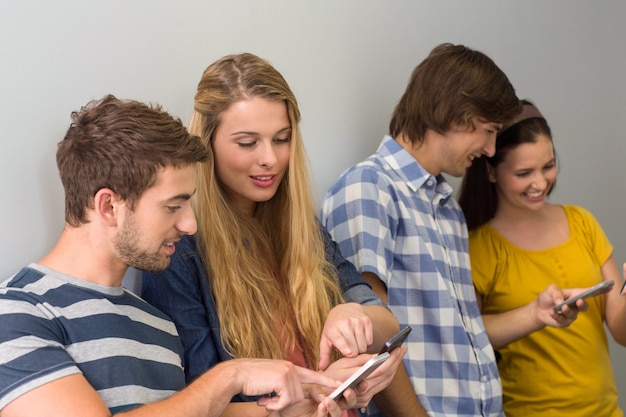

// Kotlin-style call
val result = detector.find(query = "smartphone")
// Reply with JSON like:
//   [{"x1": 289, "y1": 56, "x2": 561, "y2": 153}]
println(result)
[
  {"x1": 378, "y1": 326, "x2": 412, "y2": 354},
  {"x1": 552, "y1": 280, "x2": 614, "y2": 312},
  {"x1": 329, "y1": 352, "x2": 390, "y2": 401}
]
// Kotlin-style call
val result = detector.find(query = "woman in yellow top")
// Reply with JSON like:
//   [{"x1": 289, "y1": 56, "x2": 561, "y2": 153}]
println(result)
[{"x1": 458, "y1": 99, "x2": 626, "y2": 416}]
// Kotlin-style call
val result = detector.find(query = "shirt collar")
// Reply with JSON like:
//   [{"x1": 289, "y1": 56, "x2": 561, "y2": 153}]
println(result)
[{"x1": 377, "y1": 135, "x2": 454, "y2": 199}]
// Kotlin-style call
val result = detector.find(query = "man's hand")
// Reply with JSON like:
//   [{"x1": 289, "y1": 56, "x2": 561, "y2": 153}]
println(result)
[{"x1": 232, "y1": 359, "x2": 340, "y2": 411}]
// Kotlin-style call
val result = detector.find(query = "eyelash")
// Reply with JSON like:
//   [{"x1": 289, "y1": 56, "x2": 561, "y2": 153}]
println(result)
[
  {"x1": 167, "y1": 206, "x2": 181, "y2": 213},
  {"x1": 237, "y1": 137, "x2": 290, "y2": 148},
  {"x1": 516, "y1": 164, "x2": 556, "y2": 177}
]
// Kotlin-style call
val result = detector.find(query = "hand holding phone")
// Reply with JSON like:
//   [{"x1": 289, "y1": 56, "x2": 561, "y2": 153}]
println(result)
[
  {"x1": 329, "y1": 352, "x2": 390, "y2": 401},
  {"x1": 553, "y1": 280, "x2": 614, "y2": 312}
]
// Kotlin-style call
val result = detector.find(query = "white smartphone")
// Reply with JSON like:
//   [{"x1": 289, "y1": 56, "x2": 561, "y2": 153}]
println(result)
[
  {"x1": 552, "y1": 280, "x2": 614, "y2": 312},
  {"x1": 329, "y1": 352, "x2": 390, "y2": 401}
]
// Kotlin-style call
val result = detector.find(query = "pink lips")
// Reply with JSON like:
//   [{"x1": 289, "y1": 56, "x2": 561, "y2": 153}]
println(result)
[
  {"x1": 163, "y1": 239, "x2": 180, "y2": 256},
  {"x1": 250, "y1": 175, "x2": 276, "y2": 188},
  {"x1": 525, "y1": 192, "x2": 545, "y2": 203},
  {"x1": 163, "y1": 243, "x2": 176, "y2": 256}
]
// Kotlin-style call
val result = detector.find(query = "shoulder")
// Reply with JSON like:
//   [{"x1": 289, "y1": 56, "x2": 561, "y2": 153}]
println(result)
[
  {"x1": 562, "y1": 204, "x2": 603, "y2": 231},
  {"x1": 2, "y1": 265, "x2": 45, "y2": 288},
  {"x1": 328, "y1": 157, "x2": 390, "y2": 194},
  {"x1": 468, "y1": 225, "x2": 506, "y2": 258},
  {"x1": 562, "y1": 204, "x2": 595, "y2": 221}
]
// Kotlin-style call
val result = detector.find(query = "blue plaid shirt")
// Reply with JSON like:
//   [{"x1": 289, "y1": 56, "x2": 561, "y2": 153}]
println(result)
[{"x1": 321, "y1": 135, "x2": 503, "y2": 417}]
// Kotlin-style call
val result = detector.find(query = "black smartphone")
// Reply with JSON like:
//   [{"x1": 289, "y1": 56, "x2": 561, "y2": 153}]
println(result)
[{"x1": 378, "y1": 326, "x2": 412, "y2": 354}]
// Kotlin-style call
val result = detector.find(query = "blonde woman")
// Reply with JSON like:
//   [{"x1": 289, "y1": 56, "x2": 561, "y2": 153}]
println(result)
[{"x1": 142, "y1": 53, "x2": 415, "y2": 417}]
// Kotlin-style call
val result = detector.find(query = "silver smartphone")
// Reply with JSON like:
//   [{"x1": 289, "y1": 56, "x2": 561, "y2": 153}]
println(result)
[
  {"x1": 329, "y1": 352, "x2": 390, "y2": 401},
  {"x1": 552, "y1": 280, "x2": 614, "y2": 312}
]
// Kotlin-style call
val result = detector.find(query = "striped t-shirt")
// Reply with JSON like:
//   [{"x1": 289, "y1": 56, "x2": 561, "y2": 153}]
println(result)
[{"x1": 0, "y1": 263, "x2": 185, "y2": 412}]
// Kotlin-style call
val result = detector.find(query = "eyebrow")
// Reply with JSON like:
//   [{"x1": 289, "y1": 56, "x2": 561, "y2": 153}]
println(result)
[
  {"x1": 231, "y1": 126, "x2": 291, "y2": 137},
  {"x1": 165, "y1": 189, "x2": 196, "y2": 202}
]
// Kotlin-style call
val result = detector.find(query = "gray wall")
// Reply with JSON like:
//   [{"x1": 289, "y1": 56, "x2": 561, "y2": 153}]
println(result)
[{"x1": 1, "y1": 0, "x2": 624, "y2": 408}]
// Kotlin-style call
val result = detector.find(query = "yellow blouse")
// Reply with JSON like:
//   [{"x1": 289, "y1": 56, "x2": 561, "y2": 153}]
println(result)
[{"x1": 470, "y1": 205, "x2": 622, "y2": 417}]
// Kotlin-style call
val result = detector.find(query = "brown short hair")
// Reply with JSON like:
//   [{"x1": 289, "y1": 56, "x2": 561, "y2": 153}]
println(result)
[
  {"x1": 57, "y1": 94, "x2": 208, "y2": 226},
  {"x1": 389, "y1": 43, "x2": 521, "y2": 144}
]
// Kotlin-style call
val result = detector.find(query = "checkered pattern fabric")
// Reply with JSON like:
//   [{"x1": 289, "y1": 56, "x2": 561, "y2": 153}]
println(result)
[{"x1": 321, "y1": 135, "x2": 503, "y2": 417}]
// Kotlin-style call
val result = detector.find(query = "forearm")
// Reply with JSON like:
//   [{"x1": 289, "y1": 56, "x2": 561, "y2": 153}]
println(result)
[
  {"x1": 219, "y1": 401, "x2": 269, "y2": 417},
  {"x1": 482, "y1": 301, "x2": 544, "y2": 350},
  {"x1": 602, "y1": 259, "x2": 626, "y2": 346},
  {"x1": 370, "y1": 365, "x2": 427, "y2": 417},
  {"x1": 362, "y1": 305, "x2": 399, "y2": 353},
  {"x1": 608, "y1": 304, "x2": 626, "y2": 346},
  {"x1": 121, "y1": 361, "x2": 241, "y2": 417},
  {"x1": 606, "y1": 291, "x2": 626, "y2": 346}
]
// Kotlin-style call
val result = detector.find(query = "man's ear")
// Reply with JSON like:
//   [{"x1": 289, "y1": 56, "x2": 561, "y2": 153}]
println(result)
[
  {"x1": 94, "y1": 188, "x2": 124, "y2": 226},
  {"x1": 486, "y1": 162, "x2": 497, "y2": 183}
]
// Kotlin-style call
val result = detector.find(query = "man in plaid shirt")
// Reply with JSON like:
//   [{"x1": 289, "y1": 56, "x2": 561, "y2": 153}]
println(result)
[{"x1": 321, "y1": 43, "x2": 521, "y2": 417}]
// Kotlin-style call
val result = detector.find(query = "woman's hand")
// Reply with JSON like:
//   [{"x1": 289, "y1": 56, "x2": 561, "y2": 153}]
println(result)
[
  {"x1": 537, "y1": 284, "x2": 586, "y2": 327},
  {"x1": 319, "y1": 303, "x2": 373, "y2": 370},
  {"x1": 321, "y1": 347, "x2": 407, "y2": 409},
  {"x1": 265, "y1": 381, "x2": 357, "y2": 417}
]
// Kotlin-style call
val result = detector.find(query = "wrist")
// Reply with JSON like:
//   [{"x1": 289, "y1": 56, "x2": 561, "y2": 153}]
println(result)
[
  {"x1": 213, "y1": 360, "x2": 245, "y2": 398},
  {"x1": 530, "y1": 298, "x2": 547, "y2": 330}
]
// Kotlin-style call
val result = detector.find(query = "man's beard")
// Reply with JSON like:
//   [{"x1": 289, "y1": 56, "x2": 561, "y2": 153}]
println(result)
[{"x1": 113, "y1": 213, "x2": 171, "y2": 273}]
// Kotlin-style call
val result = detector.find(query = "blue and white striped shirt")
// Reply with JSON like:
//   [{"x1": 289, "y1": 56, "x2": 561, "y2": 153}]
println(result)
[
  {"x1": 0, "y1": 264, "x2": 185, "y2": 412},
  {"x1": 321, "y1": 135, "x2": 503, "y2": 417}
]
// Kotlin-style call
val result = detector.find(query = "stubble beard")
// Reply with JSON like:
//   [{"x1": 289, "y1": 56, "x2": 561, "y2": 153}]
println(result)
[{"x1": 113, "y1": 213, "x2": 170, "y2": 273}]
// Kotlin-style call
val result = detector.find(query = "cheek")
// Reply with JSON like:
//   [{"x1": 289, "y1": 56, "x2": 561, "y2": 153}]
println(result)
[
  {"x1": 497, "y1": 176, "x2": 524, "y2": 193},
  {"x1": 276, "y1": 146, "x2": 291, "y2": 169},
  {"x1": 546, "y1": 170, "x2": 558, "y2": 183},
  {"x1": 215, "y1": 152, "x2": 248, "y2": 183}
]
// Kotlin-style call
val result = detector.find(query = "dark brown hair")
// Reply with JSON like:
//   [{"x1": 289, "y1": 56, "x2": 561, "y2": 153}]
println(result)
[
  {"x1": 57, "y1": 94, "x2": 207, "y2": 226},
  {"x1": 389, "y1": 43, "x2": 521, "y2": 144},
  {"x1": 458, "y1": 100, "x2": 555, "y2": 231}
]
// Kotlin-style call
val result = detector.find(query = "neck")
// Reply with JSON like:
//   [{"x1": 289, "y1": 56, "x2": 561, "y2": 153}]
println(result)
[
  {"x1": 38, "y1": 224, "x2": 127, "y2": 287},
  {"x1": 396, "y1": 131, "x2": 441, "y2": 176},
  {"x1": 492, "y1": 201, "x2": 553, "y2": 227}
]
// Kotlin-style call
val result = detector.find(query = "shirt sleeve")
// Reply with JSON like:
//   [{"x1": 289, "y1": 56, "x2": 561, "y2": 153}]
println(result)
[
  {"x1": 468, "y1": 226, "x2": 501, "y2": 302},
  {"x1": 0, "y1": 292, "x2": 80, "y2": 410},
  {"x1": 321, "y1": 167, "x2": 398, "y2": 287},
  {"x1": 141, "y1": 236, "x2": 223, "y2": 385},
  {"x1": 568, "y1": 205, "x2": 613, "y2": 266},
  {"x1": 320, "y1": 224, "x2": 385, "y2": 307}
]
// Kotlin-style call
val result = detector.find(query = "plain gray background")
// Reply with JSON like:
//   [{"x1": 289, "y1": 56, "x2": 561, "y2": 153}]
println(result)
[{"x1": 1, "y1": 0, "x2": 624, "y2": 409}]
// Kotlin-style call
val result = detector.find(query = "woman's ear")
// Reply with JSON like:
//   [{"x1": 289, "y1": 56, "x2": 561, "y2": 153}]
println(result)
[
  {"x1": 486, "y1": 162, "x2": 497, "y2": 183},
  {"x1": 94, "y1": 188, "x2": 123, "y2": 226}
]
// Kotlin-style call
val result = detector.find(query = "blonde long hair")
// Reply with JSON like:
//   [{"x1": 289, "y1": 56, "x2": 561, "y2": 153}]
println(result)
[{"x1": 190, "y1": 53, "x2": 344, "y2": 366}]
